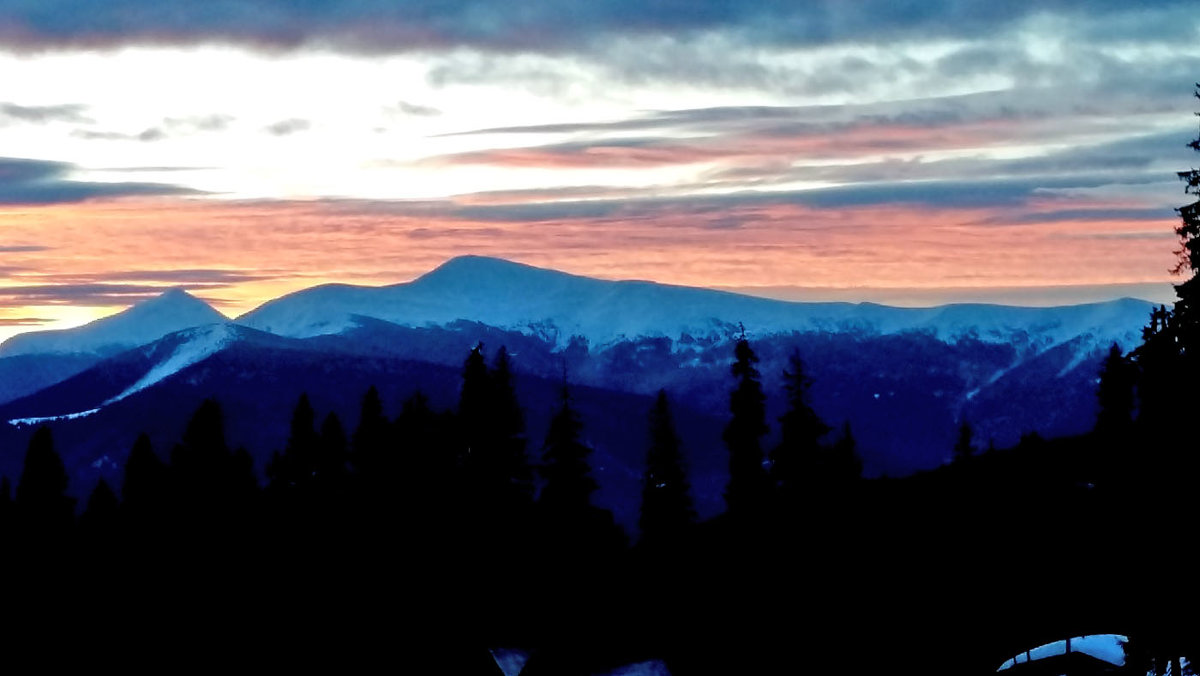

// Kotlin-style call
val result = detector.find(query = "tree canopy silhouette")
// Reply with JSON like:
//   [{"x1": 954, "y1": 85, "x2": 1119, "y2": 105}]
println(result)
[
  {"x1": 770, "y1": 350, "x2": 830, "y2": 501},
  {"x1": 639, "y1": 389, "x2": 695, "y2": 547},
  {"x1": 539, "y1": 385, "x2": 597, "y2": 516},
  {"x1": 15, "y1": 425, "x2": 73, "y2": 535},
  {"x1": 722, "y1": 337, "x2": 770, "y2": 517}
]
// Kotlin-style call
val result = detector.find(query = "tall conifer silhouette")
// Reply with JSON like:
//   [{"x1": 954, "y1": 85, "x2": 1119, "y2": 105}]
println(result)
[
  {"x1": 770, "y1": 350, "x2": 830, "y2": 501},
  {"x1": 1095, "y1": 343, "x2": 1135, "y2": 436},
  {"x1": 267, "y1": 393, "x2": 320, "y2": 494},
  {"x1": 640, "y1": 390, "x2": 694, "y2": 547},
  {"x1": 540, "y1": 386, "x2": 597, "y2": 515},
  {"x1": 722, "y1": 337, "x2": 769, "y2": 517},
  {"x1": 491, "y1": 345, "x2": 533, "y2": 506},
  {"x1": 953, "y1": 421, "x2": 975, "y2": 464},
  {"x1": 15, "y1": 425, "x2": 74, "y2": 535},
  {"x1": 352, "y1": 385, "x2": 388, "y2": 480}
]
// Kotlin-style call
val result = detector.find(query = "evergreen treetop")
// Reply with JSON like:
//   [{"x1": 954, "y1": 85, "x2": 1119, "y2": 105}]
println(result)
[
  {"x1": 722, "y1": 337, "x2": 770, "y2": 517},
  {"x1": 640, "y1": 390, "x2": 695, "y2": 545}
]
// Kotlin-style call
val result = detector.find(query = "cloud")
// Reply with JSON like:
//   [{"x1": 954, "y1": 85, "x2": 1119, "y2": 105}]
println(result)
[
  {"x1": 0, "y1": 156, "x2": 195, "y2": 205},
  {"x1": 137, "y1": 127, "x2": 166, "y2": 142},
  {"x1": 0, "y1": 283, "x2": 193, "y2": 305},
  {"x1": 264, "y1": 118, "x2": 311, "y2": 136},
  {"x1": 72, "y1": 127, "x2": 169, "y2": 142},
  {"x1": 0, "y1": 245, "x2": 51, "y2": 253},
  {"x1": 0, "y1": 317, "x2": 53, "y2": 326},
  {"x1": 0, "y1": 267, "x2": 275, "y2": 306},
  {"x1": 163, "y1": 114, "x2": 234, "y2": 132},
  {"x1": 426, "y1": 137, "x2": 724, "y2": 169},
  {"x1": 0, "y1": 1, "x2": 1191, "y2": 55},
  {"x1": 0, "y1": 102, "x2": 91, "y2": 124},
  {"x1": 50, "y1": 269, "x2": 274, "y2": 285},
  {"x1": 392, "y1": 101, "x2": 440, "y2": 117},
  {"x1": 973, "y1": 208, "x2": 1178, "y2": 227}
]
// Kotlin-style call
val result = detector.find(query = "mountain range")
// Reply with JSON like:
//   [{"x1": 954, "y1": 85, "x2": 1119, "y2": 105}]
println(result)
[{"x1": 0, "y1": 256, "x2": 1157, "y2": 526}]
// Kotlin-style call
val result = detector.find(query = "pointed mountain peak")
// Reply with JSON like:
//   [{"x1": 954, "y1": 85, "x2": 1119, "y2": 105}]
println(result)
[
  {"x1": 155, "y1": 286, "x2": 194, "y2": 300},
  {"x1": 134, "y1": 286, "x2": 210, "y2": 310},
  {"x1": 122, "y1": 287, "x2": 226, "y2": 321},
  {"x1": 0, "y1": 287, "x2": 228, "y2": 358}
]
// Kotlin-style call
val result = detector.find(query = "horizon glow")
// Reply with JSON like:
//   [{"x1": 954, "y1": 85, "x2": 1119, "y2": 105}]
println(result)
[{"x1": 0, "y1": 2, "x2": 1196, "y2": 342}]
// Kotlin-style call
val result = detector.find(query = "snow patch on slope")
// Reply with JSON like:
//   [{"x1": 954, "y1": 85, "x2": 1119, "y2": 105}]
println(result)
[
  {"x1": 7, "y1": 323, "x2": 236, "y2": 427},
  {"x1": 8, "y1": 407, "x2": 102, "y2": 426},
  {"x1": 997, "y1": 634, "x2": 1127, "y2": 670},
  {"x1": 111, "y1": 323, "x2": 236, "y2": 401}
]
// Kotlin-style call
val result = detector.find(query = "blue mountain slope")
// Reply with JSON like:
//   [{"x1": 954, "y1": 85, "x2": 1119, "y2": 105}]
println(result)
[{"x1": 238, "y1": 256, "x2": 1154, "y2": 352}]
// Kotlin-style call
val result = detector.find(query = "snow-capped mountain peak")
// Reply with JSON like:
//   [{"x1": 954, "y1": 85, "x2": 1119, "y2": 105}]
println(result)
[
  {"x1": 236, "y1": 256, "x2": 1155, "y2": 353},
  {"x1": 0, "y1": 287, "x2": 229, "y2": 358}
]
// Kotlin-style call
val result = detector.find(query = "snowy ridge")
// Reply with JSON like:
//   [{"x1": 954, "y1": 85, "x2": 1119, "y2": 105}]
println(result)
[
  {"x1": 997, "y1": 634, "x2": 1126, "y2": 670},
  {"x1": 7, "y1": 323, "x2": 236, "y2": 426},
  {"x1": 110, "y1": 323, "x2": 237, "y2": 401},
  {"x1": 237, "y1": 256, "x2": 1154, "y2": 352},
  {"x1": 0, "y1": 288, "x2": 228, "y2": 358},
  {"x1": 8, "y1": 407, "x2": 102, "y2": 426}
]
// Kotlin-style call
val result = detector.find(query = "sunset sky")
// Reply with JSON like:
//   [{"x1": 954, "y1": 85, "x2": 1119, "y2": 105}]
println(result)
[{"x1": 1, "y1": 1, "x2": 1198, "y2": 341}]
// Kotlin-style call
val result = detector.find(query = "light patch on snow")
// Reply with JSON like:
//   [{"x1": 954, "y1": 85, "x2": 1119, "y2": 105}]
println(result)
[
  {"x1": 107, "y1": 324, "x2": 235, "y2": 403},
  {"x1": 605, "y1": 660, "x2": 672, "y2": 676},
  {"x1": 9, "y1": 407, "x2": 101, "y2": 426},
  {"x1": 90, "y1": 454, "x2": 117, "y2": 470},
  {"x1": 490, "y1": 648, "x2": 528, "y2": 676},
  {"x1": 997, "y1": 634, "x2": 1127, "y2": 671},
  {"x1": 7, "y1": 323, "x2": 235, "y2": 427},
  {"x1": 1055, "y1": 346, "x2": 1094, "y2": 378}
]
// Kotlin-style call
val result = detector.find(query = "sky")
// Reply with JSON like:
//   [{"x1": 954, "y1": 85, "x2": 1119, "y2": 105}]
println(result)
[{"x1": 1, "y1": 1, "x2": 1198, "y2": 341}]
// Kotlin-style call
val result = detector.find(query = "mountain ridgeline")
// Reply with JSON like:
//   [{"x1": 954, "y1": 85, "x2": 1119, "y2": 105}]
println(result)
[
  {"x1": 0, "y1": 258, "x2": 1153, "y2": 525},
  {"x1": 0, "y1": 255, "x2": 1195, "y2": 672}
]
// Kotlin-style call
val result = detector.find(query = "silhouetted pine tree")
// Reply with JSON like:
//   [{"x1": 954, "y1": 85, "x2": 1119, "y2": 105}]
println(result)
[
  {"x1": 536, "y1": 385, "x2": 625, "y2": 576},
  {"x1": 1173, "y1": 84, "x2": 1200, "y2": 376},
  {"x1": 490, "y1": 345, "x2": 533, "y2": 506},
  {"x1": 770, "y1": 350, "x2": 830, "y2": 501},
  {"x1": 169, "y1": 398, "x2": 250, "y2": 532},
  {"x1": 79, "y1": 478, "x2": 119, "y2": 537},
  {"x1": 123, "y1": 433, "x2": 164, "y2": 504},
  {"x1": 539, "y1": 386, "x2": 597, "y2": 515},
  {"x1": 1133, "y1": 304, "x2": 1179, "y2": 428},
  {"x1": 1095, "y1": 343, "x2": 1136, "y2": 436},
  {"x1": 352, "y1": 385, "x2": 389, "y2": 481},
  {"x1": 830, "y1": 421, "x2": 863, "y2": 483},
  {"x1": 953, "y1": 421, "x2": 975, "y2": 464},
  {"x1": 15, "y1": 425, "x2": 74, "y2": 536},
  {"x1": 395, "y1": 391, "x2": 455, "y2": 518},
  {"x1": 122, "y1": 433, "x2": 166, "y2": 537},
  {"x1": 722, "y1": 337, "x2": 770, "y2": 517},
  {"x1": 458, "y1": 342, "x2": 490, "y2": 466},
  {"x1": 639, "y1": 390, "x2": 695, "y2": 547},
  {"x1": 316, "y1": 411, "x2": 348, "y2": 489},
  {"x1": 267, "y1": 393, "x2": 320, "y2": 494}
]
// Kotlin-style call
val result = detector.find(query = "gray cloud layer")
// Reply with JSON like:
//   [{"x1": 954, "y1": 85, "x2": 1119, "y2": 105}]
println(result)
[
  {"x1": 0, "y1": 268, "x2": 273, "y2": 306},
  {"x1": 0, "y1": 156, "x2": 194, "y2": 204},
  {"x1": 0, "y1": 1, "x2": 1192, "y2": 54},
  {"x1": 0, "y1": 102, "x2": 91, "y2": 124}
]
